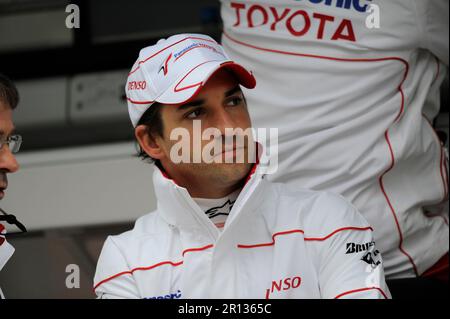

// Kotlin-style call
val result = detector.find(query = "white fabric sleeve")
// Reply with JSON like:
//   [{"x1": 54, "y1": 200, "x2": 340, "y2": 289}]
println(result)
[
  {"x1": 319, "y1": 224, "x2": 391, "y2": 299},
  {"x1": 93, "y1": 236, "x2": 140, "y2": 299},
  {"x1": 305, "y1": 193, "x2": 391, "y2": 299},
  {"x1": 416, "y1": 0, "x2": 449, "y2": 66}
]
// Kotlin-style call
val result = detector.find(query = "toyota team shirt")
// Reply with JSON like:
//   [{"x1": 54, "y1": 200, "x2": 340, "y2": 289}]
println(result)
[{"x1": 220, "y1": 0, "x2": 449, "y2": 279}]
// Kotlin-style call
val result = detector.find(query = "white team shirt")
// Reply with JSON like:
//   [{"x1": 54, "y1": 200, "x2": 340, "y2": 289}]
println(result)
[
  {"x1": 220, "y1": 0, "x2": 449, "y2": 279},
  {"x1": 94, "y1": 167, "x2": 391, "y2": 299}
]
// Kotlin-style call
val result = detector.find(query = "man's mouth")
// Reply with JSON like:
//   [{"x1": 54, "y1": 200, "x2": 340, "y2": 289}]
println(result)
[
  {"x1": 0, "y1": 173, "x2": 9, "y2": 200},
  {"x1": 214, "y1": 146, "x2": 246, "y2": 159},
  {"x1": 222, "y1": 146, "x2": 237, "y2": 153}
]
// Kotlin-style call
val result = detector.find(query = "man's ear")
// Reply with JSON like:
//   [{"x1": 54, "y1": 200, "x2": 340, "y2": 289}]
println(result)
[{"x1": 135, "y1": 125, "x2": 165, "y2": 160}]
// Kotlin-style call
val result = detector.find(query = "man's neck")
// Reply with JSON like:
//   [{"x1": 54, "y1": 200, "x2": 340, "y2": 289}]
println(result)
[
  {"x1": 189, "y1": 183, "x2": 243, "y2": 199},
  {"x1": 181, "y1": 176, "x2": 244, "y2": 199},
  {"x1": 160, "y1": 167, "x2": 248, "y2": 199}
]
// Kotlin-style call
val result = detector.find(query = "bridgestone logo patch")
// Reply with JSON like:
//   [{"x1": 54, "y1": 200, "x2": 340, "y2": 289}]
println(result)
[{"x1": 345, "y1": 241, "x2": 375, "y2": 254}]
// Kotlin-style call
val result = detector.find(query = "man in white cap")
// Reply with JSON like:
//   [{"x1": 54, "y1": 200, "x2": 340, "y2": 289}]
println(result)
[
  {"x1": 0, "y1": 74, "x2": 22, "y2": 299},
  {"x1": 94, "y1": 34, "x2": 390, "y2": 299}
]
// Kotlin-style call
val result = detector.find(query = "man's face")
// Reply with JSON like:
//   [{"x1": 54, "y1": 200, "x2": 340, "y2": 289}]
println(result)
[
  {"x1": 155, "y1": 69, "x2": 254, "y2": 189},
  {"x1": 0, "y1": 102, "x2": 19, "y2": 200}
]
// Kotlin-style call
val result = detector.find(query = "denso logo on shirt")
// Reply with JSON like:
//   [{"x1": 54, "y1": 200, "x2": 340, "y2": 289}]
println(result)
[
  {"x1": 145, "y1": 289, "x2": 182, "y2": 299},
  {"x1": 265, "y1": 276, "x2": 302, "y2": 299}
]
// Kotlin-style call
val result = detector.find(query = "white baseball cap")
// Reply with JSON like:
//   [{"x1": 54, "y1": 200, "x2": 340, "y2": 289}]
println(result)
[{"x1": 125, "y1": 33, "x2": 256, "y2": 127}]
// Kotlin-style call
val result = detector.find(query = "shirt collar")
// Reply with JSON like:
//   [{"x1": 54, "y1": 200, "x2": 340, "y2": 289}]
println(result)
[{"x1": 152, "y1": 163, "x2": 267, "y2": 236}]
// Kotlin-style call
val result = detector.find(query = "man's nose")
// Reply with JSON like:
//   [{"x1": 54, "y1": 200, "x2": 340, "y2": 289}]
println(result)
[
  {"x1": 212, "y1": 109, "x2": 236, "y2": 135},
  {"x1": 0, "y1": 146, "x2": 20, "y2": 173}
]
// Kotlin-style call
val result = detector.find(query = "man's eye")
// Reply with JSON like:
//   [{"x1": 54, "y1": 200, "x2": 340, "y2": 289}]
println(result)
[
  {"x1": 186, "y1": 108, "x2": 204, "y2": 119},
  {"x1": 227, "y1": 97, "x2": 243, "y2": 106}
]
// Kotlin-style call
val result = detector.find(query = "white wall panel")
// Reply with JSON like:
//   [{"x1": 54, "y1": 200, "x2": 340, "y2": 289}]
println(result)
[
  {"x1": 69, "y1": 70, "x2": 129, "y2": 124},
  {"x1": 14, "y1": 77, "x2": 67, "y2": 128},
  {"x1": 1, "y1": 142, "x2": 156, "y2": 231}
]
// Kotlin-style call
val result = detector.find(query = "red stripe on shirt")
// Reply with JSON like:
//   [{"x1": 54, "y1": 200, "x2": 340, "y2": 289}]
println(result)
[
  {"x1": 237, "y1": 226, "x2": 372, "y2": 249},
  {"x1": 93, "y1": 244, "x2": 213, "y2": 291},
  {"x1": 334, "y1": 287, "x2": 389, "y2": 299}
]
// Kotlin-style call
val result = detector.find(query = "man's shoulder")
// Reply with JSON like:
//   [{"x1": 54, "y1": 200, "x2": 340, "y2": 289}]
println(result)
[
  {"x1": 106, "y1": 209, "x2": 164, "y2": 248},
  {"x1": 94, "y1": 210, "x2": 167, "y2": 290},
  {"x1": 269, "y1": 182, "x2": 370, "y2": 234}
]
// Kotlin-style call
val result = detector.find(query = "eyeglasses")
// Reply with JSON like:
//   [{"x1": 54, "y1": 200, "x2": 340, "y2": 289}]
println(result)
[{"x1": 0, "y1": 134, "x2": 22, "y2": 154}]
